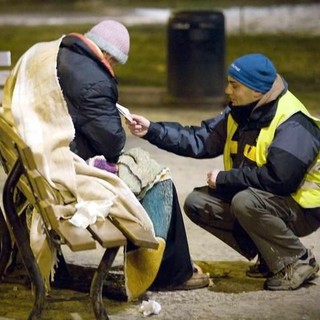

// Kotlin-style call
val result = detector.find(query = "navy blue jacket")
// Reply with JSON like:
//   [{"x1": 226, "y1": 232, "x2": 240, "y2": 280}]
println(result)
[
  {"x1": 57, "y1": 34, "x2": 125, "y2": 163},
  {"x1": 144, "y1": 80, "x2": 320, "y2": 198}
]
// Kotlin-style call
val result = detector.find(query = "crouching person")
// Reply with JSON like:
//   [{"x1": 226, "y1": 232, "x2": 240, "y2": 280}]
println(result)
[{"x1": 127, "y1": 53, "x2": 320, "y2": 291}]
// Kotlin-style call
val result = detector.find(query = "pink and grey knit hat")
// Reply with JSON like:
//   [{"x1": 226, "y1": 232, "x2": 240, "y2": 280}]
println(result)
[{"x1": 85, "y1": 20, "x2": 130, "y2": 64}]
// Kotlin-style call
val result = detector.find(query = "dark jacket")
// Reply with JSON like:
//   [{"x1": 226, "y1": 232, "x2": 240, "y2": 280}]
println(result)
[
  {"x1": 144, "y1": 79, "x2": 320, "y2": 198},
  {"x1": 57, "y1": 34, "x2": 125, "y2": 163}
]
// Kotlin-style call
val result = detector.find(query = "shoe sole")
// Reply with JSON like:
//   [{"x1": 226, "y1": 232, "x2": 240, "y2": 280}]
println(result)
[
  {"x1": 265, "y1": 264, "x2": 319, "y2": 291},
  {"x1": 246, "y1": 271, "x2": 270, "y2": 278},
  {"x1": 165, "y1": 273, "x2": 210, "y2": 291}
]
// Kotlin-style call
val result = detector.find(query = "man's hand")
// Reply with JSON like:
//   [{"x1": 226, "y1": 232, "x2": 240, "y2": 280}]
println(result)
[
  {"x1": 126, "y1": 114, "x2": 150, "y2": 137},
  {"x1": 207, "y1": 169, "x2": 220, "y2": 189}
]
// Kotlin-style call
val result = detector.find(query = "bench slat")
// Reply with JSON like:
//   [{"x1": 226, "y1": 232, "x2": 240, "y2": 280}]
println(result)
[
  {"x1": 109, "y1": 216, "x2": 159, "y2": 249},
  {"x1": 88, "y1": 219, "x2": 127, "y2": 248},
  {"x1": 0, "y1": 51, "x2": 11, "y2": 105},
  {"x1": 55, "y1": 219, "x2": 96, "y2": 251},
  {"x1": 0, "y1": 51, "x2": 11, "y2": 67}
]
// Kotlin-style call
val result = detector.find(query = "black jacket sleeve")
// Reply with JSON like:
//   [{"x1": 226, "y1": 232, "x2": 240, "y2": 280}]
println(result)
[
  {"x1": 76, "y1": 80, "x2": 126, "y2": 163},
  {"x1": 216, "y1": 112, "x2": 320, "y2": 196},
  {"x1": 144, "y1": 109, "x2": 229, "y2": 159}
]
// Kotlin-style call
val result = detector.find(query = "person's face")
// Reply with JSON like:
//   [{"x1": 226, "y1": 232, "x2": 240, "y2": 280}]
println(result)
[{"x1": 225, "y1": 76, "x2": 263, "y2": 106}]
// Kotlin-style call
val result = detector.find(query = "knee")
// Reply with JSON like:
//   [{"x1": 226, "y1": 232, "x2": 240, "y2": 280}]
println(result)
[{"x1": 231, "y1": 189, "x2": 257, "y2": 221}]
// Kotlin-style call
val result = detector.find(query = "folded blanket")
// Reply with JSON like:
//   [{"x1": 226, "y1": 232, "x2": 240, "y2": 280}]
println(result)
[
  {"x1": 89, "y1": 147, "x2": 172, "y2": 199},
  {"x1": 1, "y1": 37, "x2": 159, "y2": 298},
  {"x1": 118, "y1": 147, "x2": 171, "y2": 199}
]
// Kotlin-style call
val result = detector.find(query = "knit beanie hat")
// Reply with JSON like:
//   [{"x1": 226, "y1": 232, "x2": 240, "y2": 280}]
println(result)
[
  {"x1": 228, "y1": 53, "x2": 277, "y2": 93},
  {"x1": 85, "y1": 20, "x2": 130, "y2": 64}
]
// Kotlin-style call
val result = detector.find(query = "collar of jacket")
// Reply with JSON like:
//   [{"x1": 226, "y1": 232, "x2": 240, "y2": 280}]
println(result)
[
  {"x1": 67, "y1": 32, "x2": 115, "y2": 77},
  {"x1": 255, "y1": 74, "x2": 286, "y2": 109},
  {"x1": 250, "y1": 75, "x2": 287, "y2": 127}
]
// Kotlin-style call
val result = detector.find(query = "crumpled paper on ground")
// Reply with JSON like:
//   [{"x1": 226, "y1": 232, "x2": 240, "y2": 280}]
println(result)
[
  {"x1": 139, "y1": 300, "x2": 161, "y2": 317},
  {"x1": 69, "y1": 199, "x2": 114, "y2": 228}
]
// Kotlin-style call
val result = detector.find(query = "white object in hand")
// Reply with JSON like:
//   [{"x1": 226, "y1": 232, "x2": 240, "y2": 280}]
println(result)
[{"x1": 116, "y1": 103, "x2": 133, "y2": 122}]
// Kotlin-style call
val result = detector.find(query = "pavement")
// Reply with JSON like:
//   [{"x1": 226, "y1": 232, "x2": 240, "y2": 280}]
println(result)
[
  {"x1": 1, "y1": 109, "x2": 320, "y2": 319},
  {"x1": 0, "y1": 4, "x2": 320, "y2": 35}
]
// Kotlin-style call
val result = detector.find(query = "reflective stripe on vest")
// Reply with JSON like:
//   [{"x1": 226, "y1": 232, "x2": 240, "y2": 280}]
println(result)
[{"x1": 224, "y1": 91, "x2": 320, "y2": 208}]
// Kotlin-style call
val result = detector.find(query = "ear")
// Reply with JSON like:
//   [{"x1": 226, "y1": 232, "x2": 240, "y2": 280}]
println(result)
[{"x1": 253, "y1": 91, "x2": 264, "y2": 99}]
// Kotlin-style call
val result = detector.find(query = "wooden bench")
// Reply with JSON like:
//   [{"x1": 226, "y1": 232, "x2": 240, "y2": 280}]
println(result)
[
  {"x1": 0, "y1": 51, "x2": 11, "y2": 105},
  {"x1": 0, "y1": 51, "x2": 11, "y2": 283},
  {"x1": 0, "y1": 115, "x2": 159, "y2": 319}
]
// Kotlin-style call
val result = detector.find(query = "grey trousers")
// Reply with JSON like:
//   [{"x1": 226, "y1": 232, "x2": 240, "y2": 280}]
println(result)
[{"x1": 184, "y1": 186, "x2": 320, "y2": 273}]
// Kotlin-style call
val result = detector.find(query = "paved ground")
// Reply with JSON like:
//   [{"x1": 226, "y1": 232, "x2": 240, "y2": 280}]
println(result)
[{"x1": 1, "y1": 104, "x2": 320, "y2": 320}]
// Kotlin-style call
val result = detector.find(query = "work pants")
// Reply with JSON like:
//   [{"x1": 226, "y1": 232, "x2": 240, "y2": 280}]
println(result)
[{"x1": 184, "y1": 186, "x2": 320, "y2": 273}]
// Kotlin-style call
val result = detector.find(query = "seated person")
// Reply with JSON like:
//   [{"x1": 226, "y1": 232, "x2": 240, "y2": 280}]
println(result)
[{"x1": 3, "y1": 20, "x2": 209, "y2": 296}]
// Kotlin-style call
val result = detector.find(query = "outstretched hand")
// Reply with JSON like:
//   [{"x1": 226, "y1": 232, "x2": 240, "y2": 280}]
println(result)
[{"x1": 126, "y1": 114, "x2": 151, "y2": 137}]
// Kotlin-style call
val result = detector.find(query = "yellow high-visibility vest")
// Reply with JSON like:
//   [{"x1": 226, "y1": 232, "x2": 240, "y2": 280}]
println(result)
[{"x1": 223, "y1": 91, "x2": 320, "y2": 208}]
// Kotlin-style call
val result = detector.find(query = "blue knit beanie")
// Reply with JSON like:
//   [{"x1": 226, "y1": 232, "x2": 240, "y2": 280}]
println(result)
[{"x1": 228, "y1": 53, "x2": 277, "y2": 93}]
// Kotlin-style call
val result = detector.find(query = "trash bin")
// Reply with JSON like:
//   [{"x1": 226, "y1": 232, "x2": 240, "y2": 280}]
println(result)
[{"x1": 167, "y1": 10, "x2": 225, "y2": 103}]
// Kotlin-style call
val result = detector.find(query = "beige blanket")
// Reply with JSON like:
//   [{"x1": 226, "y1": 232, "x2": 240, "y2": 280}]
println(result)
[{"x1": 1, "y1": 38, "x2": 160, "y2": 299}]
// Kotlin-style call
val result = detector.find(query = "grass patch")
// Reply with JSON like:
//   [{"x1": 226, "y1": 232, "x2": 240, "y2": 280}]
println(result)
[
  {"x1": 196, "y1": 260, "x2": 265, "y2": 293},
  {"x1": 0, "y1": 24, "x2": 318, "y2": 113}
]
